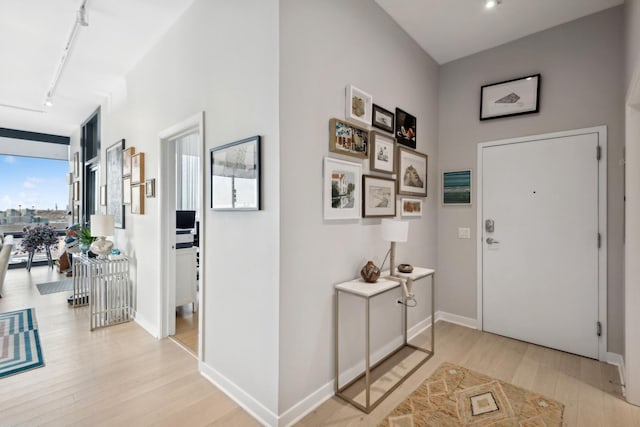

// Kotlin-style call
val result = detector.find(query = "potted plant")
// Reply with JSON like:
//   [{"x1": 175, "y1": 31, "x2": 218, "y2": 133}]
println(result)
[{"x1": 77, "y1": 227, "x2": 95, "y2": 255}]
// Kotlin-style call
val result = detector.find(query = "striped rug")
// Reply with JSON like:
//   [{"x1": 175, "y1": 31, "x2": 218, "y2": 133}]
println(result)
[{"x1": 0, "y1": 308, "x2": 44, "y2": 379}]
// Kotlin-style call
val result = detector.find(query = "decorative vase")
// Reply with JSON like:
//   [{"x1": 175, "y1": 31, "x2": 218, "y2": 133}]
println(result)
[
  {"x1": 360, "y1": 261, "x2": 380, "y2": 283},
  {"x1": 79, "y1": 242, "x2": 90, "y2": 255}
]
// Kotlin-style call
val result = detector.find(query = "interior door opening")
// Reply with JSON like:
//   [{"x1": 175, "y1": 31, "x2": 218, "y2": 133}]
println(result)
[{"x1": 158, "y1": 113, "x2": 205, "y2": 361}]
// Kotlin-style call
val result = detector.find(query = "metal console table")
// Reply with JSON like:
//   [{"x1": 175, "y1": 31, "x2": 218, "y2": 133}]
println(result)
[
  {"x1": 334, "y1": 267, "x2": 435, "y2": 413},
  {"x1": 72, "y1": 254, "x2": 132, "y2": 330}
]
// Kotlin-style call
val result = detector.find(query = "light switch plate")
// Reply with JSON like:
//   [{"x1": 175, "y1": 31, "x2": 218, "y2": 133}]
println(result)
[{"x1": 458, "y1": 227, "x2": 471, "y2": 239}]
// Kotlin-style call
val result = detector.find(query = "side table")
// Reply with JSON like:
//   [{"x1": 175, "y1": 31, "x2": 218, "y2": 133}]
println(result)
[
  {"x1": 72, "y1": 254, "x2": 132, "y2": 330},
  {"x1": 334, "y1": 267, "x2": 435, "y2": 413}
]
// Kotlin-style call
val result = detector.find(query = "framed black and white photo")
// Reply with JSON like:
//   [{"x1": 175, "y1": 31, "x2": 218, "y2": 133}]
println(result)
[
  {"x1": 372, "y1": 104, "x2": 394, "y2": 134},
  {"x1": 442, "y1": 170, "x2": 472, "y2": 205},
  {"x1": 480, "y1": 74, "x2": 540, "y2": 120},
  {"x1": 106, "y1": 139, "x2": 125, "y2": 228},
  {"x1": 362, "y1": 175, "x2": 396, "y2": 218},
  {"x1": 324, "y1": 157, "x2": 361, "y2": 220},
  {"x1": 345, "y1": 84, "x2": 373, "y2": 126},
  {"x1": 369, "y1": 131, "x2": 396, "y2": 174},
  {"x1": 395, "y1": 108, "x2": 416, "y2": 149},
  {"x1": 397, "y1": 146, "x2": 427, "y2": 197},
  {"x1": 210, "y1": 135, "x2": 261, "y2": 211}
]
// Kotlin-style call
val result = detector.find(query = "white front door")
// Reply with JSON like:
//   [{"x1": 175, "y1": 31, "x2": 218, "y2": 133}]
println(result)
[{"x1": 481, "y1": 130, "x2": 602, "y2": 359}]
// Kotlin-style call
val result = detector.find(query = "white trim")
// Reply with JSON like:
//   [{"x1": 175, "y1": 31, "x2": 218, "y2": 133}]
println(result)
[
  {"x1": 200, "y1": 361, "x2": 278, "y2": 427},
  {"x1": 133, "y1": 311, "x2": 160, "y2": 338},
  {"x1": 476, "y1": 126, "x2": 608, "y2": 361},
  {"x1": 158, "y1": 112, "x2": 205, "y2": 365},
  {"x1": 436, "y1": 311, "x2": 477, "y2": 329},
  {"x1": 278, "y1": 381, "x2": 334, "y2": 427},
  {"x1": 606, "y1": 352, "x2": 626, "y2": 397}
]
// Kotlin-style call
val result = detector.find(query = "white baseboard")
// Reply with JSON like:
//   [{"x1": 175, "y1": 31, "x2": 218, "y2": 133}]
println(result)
[
  {"x1": 278, "y1": 380, "x2": 334, "y2": 427},
  {"x1": 200, "y1": 361, "x2": 278, "y2": 427},
  {"x1": 133, "y1": 311, "x2": 160, "y2": 338},
  {"x1": 435, "y1": 310, "x2": 478, "y2": 329},
  {"x1": 606, "y1": 352, "x2": 626, "y2": 396},
  {"x1": 195, "y1": 311, "x2": 477, "y2": 427}
]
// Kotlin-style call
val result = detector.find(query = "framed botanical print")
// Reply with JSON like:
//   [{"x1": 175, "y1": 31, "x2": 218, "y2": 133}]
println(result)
[
  {"x1": 369, "y1": 131, "x2": 395, "y2": 174},
  {"x1": 323, "y1": 157, "x2": 361, "y2": 220},
  {"x1": 362, "y1": 175, "x2": 396, "y2": 218},
  {"x1": 397, "y1": 146, "x2": 427, "y2": 197}
]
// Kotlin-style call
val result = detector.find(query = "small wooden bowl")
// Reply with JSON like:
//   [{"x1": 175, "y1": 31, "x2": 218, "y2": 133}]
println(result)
[{"x1": 397, "y1": 264, "x2": 414, "y2": 273}]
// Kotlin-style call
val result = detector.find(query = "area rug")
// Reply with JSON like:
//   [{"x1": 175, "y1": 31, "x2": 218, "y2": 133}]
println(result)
[
  {"x1": 36, "y1": 278, "x2": 73, "y2": 295},
  {"x1": 0, "y1": 308, "x2": 44, "y2": 379},
  {"x1": 380, "y1": 362, "x2": 564, "y2": 427}
]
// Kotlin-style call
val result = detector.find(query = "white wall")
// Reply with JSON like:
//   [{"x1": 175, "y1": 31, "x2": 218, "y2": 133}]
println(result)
[
  {"x1": 278, "y1": 0, "x2": 439, "y2": 416},
  {"x1": 99, "y1": 0, "x2": 281, "y2": 418},
  {"x1": 437, "y1": 7, "x2": 626, "y2": 353}
]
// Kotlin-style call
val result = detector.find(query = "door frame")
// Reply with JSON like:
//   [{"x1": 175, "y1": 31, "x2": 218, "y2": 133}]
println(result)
[
  {"x1": 476, "y1": 126, "x2": 607, "y2": 360},
  {"x1": 158, "y1": 112, "x2": 205, "y2": 362}
]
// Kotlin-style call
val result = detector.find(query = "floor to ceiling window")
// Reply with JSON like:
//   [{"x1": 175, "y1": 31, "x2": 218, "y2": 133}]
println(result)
[{"x1": 0, "y1": 154, "x2": 69, "y2": 266}]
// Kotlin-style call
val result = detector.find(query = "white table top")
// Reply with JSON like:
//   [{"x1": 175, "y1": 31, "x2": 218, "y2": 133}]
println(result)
[
  {"x1": 382, "y1": 267, "x2": 435, "y2": 281},
  {"x1": 335, "y1": 266, "x2": 434, "y2": 297}
]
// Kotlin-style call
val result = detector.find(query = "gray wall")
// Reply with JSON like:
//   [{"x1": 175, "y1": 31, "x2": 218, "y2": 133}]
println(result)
[
  {"x1": 279, "y1": 0, "x2": 439, "y2": 413},
  {"x1": 437, "y1": 7, "x2": 625, "y2": 354},
  {"x1": 626, "y1": 0, "x2": 640, "y2": 90}
]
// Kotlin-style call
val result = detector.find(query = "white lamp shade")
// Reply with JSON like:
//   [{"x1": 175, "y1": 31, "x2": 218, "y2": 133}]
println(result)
[
  {"x1": 90, "y1": 214, "x2": 114, "y2": 237},
  {"x1": 381, "y1": 219, "x2": 409, "y2": 243}
]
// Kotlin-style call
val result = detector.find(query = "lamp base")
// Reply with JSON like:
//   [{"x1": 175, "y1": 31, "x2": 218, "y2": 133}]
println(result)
[{"x1": 90, "y1": 237, "x2": 113, "y2": 257}]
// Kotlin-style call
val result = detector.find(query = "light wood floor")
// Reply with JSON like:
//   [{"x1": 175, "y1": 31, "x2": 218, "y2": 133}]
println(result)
[
  {"x1": 174, "y1": 305, "x2": 198, "y2": 354},
  {"x1": 300, "y1": 322, "x2": 640, "y2": 427},
  {"x1": 2, "y1": 267, "x2": 639, "y2": 426},
  {"x1": 0, "y1": 266, "x2": 259, "y2": 427}
]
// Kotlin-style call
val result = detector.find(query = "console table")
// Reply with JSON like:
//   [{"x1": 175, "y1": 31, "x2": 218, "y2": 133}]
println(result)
[
  {"x1": 334, "y1": 267, "x2": 435, "y2": 413},
  {"x1": 72, "y1": 254, "x2": 132, "y2": 330}
]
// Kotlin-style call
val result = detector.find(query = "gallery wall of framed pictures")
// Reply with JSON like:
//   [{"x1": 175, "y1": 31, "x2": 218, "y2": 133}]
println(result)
[{"x1": 323, "y1": 84, "x2": 429, "y2": 220}]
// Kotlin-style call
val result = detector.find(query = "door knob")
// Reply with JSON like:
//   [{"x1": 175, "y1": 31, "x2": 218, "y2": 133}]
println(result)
[{"x1": 486, "y1": 237, "x2": 500, "y2": 244}]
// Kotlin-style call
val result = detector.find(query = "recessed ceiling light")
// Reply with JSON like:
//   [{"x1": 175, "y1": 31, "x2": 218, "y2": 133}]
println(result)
[
  {"x1": 485, "y1": 0, "x2": 502, "y2": 9},
  {"x1": 44, "y1": 99, "x2": 53, "y2": 107}
]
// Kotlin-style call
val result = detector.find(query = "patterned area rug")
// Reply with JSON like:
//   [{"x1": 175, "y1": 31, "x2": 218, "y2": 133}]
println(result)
[
  {"x1": 36, "y1": 278, "x2": 73, "y2": 295},
  {"x1": 380, "y1": 362, "x2": 564, "y2": 427},
  {"x1": 0, "y1": 308, "x2": 44, "y2": 378}
]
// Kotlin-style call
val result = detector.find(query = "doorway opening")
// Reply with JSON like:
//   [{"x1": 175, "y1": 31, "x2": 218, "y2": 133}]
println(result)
[{"x1": 158, "y1": 112, "x2": 205, "y2": 360}]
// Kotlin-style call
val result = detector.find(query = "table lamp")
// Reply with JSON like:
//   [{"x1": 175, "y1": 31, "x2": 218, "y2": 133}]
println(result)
[
  {"x1": 381, "y1": 218, "x2": 414, "y2": 301},
  {"x1": 90, "y1": 214, "x2": 115, "y2": 257}
]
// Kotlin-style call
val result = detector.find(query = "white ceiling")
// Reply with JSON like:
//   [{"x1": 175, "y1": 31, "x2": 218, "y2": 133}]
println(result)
[
  {"x1": 375, "y1": 0, "x2": 624, "y2": 64},
  {"x1": 0, "y1": 0, "x2": 625, "y2": 137},
  {"x1": 0, "y1": 0, "x2": 196, "y2": 136}
]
